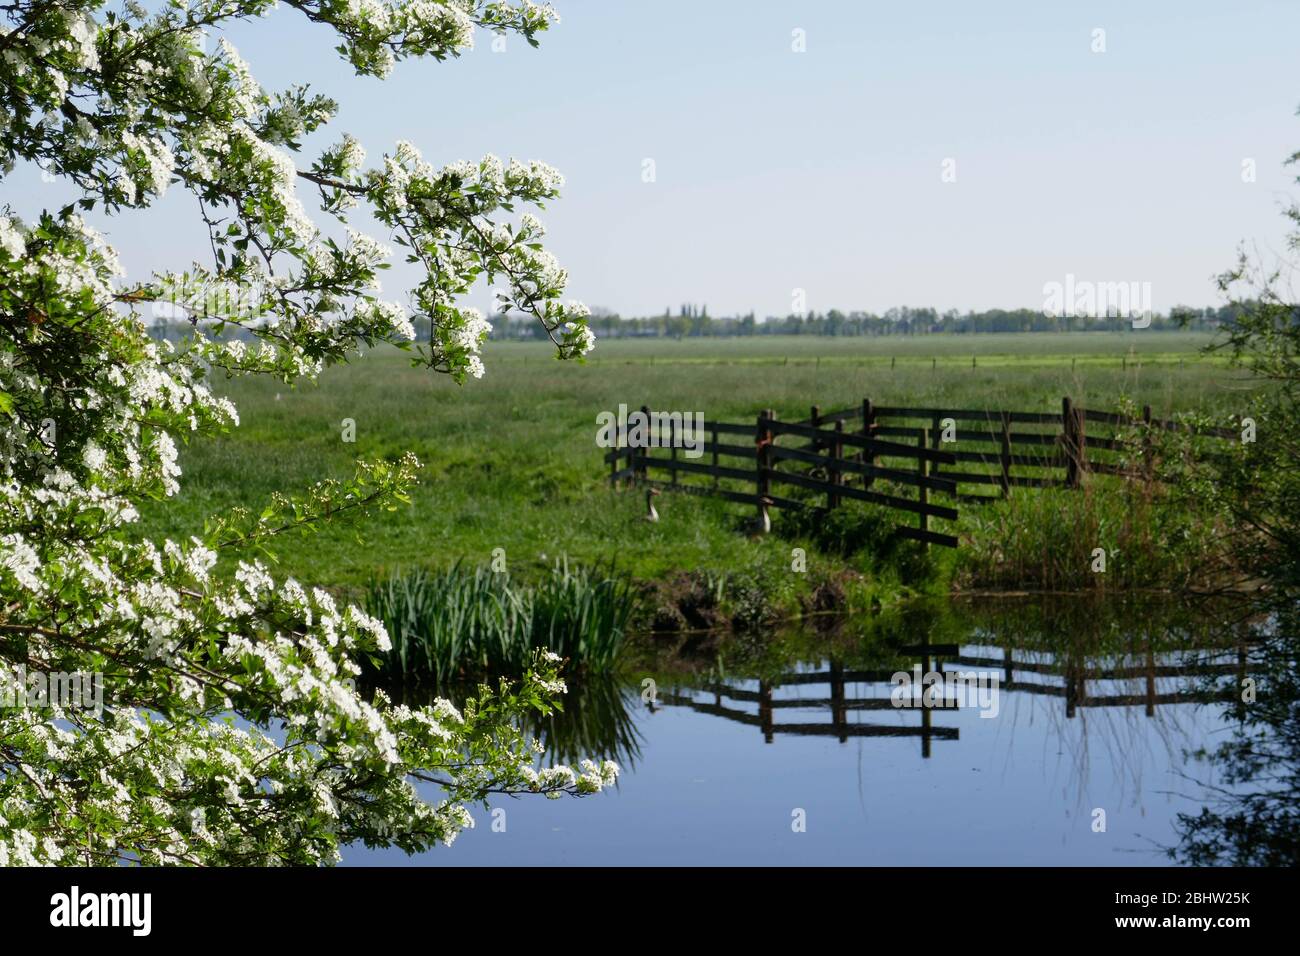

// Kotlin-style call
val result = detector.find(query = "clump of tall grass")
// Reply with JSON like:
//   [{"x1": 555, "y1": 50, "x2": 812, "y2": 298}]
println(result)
[
  {"x1": 365, "y1": 558, "x2": 634, "y2": 684},
  {"x1": 955, "y1": 477, "x2": 1227, "y2": 592},
  {"x1": 773, "y1": 497, "x2": 941, "y2": 585}
]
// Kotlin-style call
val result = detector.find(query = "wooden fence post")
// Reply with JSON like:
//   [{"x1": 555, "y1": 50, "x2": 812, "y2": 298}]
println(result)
[
  {"x1": 608, "y1": 412, "x2": 620, "y2": 490},
  {"x1": 863, "y1": 398, "x2": 877, "y2": 488},
  {"x1": 999, "y1": 411, "x2": 1011, "y2": 498},
  {"x1": 858, "y1": 399, "x2": 868, "y2": 479},
  {"x1": 1145, "y1": 639, "x2": 1156, "y2": 719},
  {"x1": 759, "y1": 680, "x2": 774, "y2": 744},
  {"x1": 829, "y1": 420, "x2": 843, "y2": 509},
  {"x1": 669, "y1": 414, "x2": 678, "y2": 487},
  {"x1": 756, "y1": 409, "x2": 772, "y2": 523},
  {"x1": 829, "y1": 660, "x2": 846, "y2": 743},
  {"x1": 917, "y1": 426, "x2": 930, "y2": 548},
  {"x1": 639, "y1": 405, "x2": 651, "y2": 485},
  {"x1": 1076, "y1": 405, "x2": 1088, "y2": 482},
  {"x1": 809, "y1": 405, "x2": 821, "y2": 457},
  {"x1": 1062, "y1": 397, "x2": 1078, "y2": 488},
  {"x1": 711, "y1": 422, "x2": 719, "y2": 492},
  {"x1": 1141, "y1": 404, "x2": 1152, "y2": 484},
  {"x1": 931, "y1": 413, "x2": 943, "y2": 481}
]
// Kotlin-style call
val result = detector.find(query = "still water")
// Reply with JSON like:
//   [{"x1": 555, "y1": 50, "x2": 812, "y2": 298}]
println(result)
[{"x1": 346, "y1": 597, "x2": 1253, "y2": 866}]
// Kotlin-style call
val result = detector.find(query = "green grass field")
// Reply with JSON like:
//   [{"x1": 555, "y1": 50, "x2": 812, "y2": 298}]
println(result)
[{"x1": 136, "y1": 332, "x2": 1246, "y2": 602}]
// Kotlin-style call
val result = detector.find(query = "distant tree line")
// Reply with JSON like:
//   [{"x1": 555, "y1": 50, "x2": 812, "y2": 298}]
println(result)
[
  {"x1": 149, "y1": 301, "x2": 1256, "y2": 345},
  {"x1": 483, "y1": 302, "x2": 1245, "y2": 341}
]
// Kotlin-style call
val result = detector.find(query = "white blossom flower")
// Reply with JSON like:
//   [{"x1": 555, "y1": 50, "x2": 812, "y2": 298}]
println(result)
[{"x1": 0, "y1": 216, "x2": 24, "y2": 258}]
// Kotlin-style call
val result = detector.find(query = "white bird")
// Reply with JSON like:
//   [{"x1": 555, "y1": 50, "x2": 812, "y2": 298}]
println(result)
[
  {"x1": 643, "y1": 487, "x2": 661, "y2": 522},
  {"x1": 748, "y1": 496, "x2": 773, "y2": 536}
]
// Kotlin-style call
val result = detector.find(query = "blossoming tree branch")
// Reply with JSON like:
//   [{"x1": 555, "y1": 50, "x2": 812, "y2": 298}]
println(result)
[{"x1": 0, "y1": 0, "x2": 612, "y2": 866}]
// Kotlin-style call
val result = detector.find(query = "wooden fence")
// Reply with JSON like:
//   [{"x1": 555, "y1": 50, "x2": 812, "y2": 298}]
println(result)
[{"x1": 605, "y1": 398, "x2": 1234, "y2": 549}]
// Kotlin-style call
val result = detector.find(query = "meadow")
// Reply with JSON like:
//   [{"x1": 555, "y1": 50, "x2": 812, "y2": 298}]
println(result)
[{"x1": 137, "y1": 331, "x2": 1246, "y2": 612}]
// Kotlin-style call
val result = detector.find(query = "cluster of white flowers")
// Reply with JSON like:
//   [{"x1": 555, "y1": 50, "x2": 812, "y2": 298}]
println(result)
[
  {"x1": 518, "y1": 211, "x2": 545, "y2": 238},
  {"x1": 362, "y1": 299, "x2": 416, "y2": 341},
  {"x1": 563, "y1": 314, "x2": 596, "y2": 355},
  {"x1": 0, "y1": 533, "x2": 43, "y2": 593},
  {"x1": 349, "y1": 0, "x2": 395, "y2": 34},
  {"x1": 62, "y1": 8, "x2": 102, "y2": 71},
  {"x1": 355, "y1": 137, "x2": 593, "y2": 377},
  {"x1": 81, "y1": 441, "x2": 107, "y2": 471},
  {"x1": 337, "y1": 134, "x2": 366, "y2": 176},
  {"x1": 447, "y1": 306, "x2": 491, "y2": 350},
  {"x1": 217, "y1": 37, "x2": 263, "y2": 121},
  {"x1": 120, "y1": 130, "x2": 176, "y2": 200},
  {"x1": 344, "y1": 228, "x2": 392, "y2": 285},
  {"x1": 519, "y1": 758, "x2": 619, "y2": 799},
  {"x1": 0, "y1": 216, "x2": 24, "y2": 259},
  {"x1": 538, "y1": 675, "x2": 567, "y2": 695},
  {"x1": 177, "y1": 121, "x2": 230, "y2": 183},
  {"x1": 11, "y1": 213, "x2": 123, "y2": 307},
  {"x1": 241, "y1": 130, "x2": 318, "y2": 247}
]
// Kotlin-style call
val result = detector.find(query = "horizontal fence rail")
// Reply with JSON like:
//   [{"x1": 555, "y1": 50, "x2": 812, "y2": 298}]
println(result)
[{"x1": 606, "y1": 398, "x2": 1234, "y2": 548}]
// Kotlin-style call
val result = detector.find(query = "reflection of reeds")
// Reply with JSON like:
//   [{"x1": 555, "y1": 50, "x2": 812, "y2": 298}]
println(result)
[
  {"x1": 526, "y1": 676, "x2": 644, "y2": 767},
  {"x1": 364, "y1": 558, "x2": 634, "y2": 684},
  {"x1": 377, "y1": 675, "x2": 644, "y2": 769},
  {"x1": 911, "y1": 597, "x2": 1250, "y2": 815},
  {"x1": 952, "y1": 593, "x2": 1247, "y2": 657},
  {"x1": 1171, "y1": 607, "x2": 1300, "y2": 866},
  {"x1": 633, "y1": 595, "x2": 1247, "y2": 688}
]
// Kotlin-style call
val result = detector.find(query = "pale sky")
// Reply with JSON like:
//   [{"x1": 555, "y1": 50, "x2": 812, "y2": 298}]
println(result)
[{"x1": 7, "y1": 0, "x2": 1300, "y2": 317}]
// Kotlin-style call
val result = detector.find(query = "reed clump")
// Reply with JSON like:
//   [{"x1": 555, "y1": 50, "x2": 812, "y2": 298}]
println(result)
[{"x1": 366, "y1": 558, "x2": 634, "y2": 684}]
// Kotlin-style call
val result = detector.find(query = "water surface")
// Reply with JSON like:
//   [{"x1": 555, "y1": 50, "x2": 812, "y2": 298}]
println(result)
[{"x1": 347, "y1": 597, "x2": 1253, "y2": 866}]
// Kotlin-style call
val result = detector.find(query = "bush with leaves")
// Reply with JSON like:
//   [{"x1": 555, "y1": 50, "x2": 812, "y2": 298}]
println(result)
[{"x1": 1167, "y1": 112, "x2": 1300, "y2": 866}]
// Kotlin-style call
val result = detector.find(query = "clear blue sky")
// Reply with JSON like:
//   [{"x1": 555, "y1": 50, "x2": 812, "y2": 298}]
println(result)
[{"x1": 10, "y1": 0, "x2": 1300, "y2": 317}]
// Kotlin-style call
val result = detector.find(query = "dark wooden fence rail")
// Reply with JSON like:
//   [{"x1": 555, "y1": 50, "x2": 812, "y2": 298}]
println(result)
[{"x1": 606, "y1": 397, "x2": 1234, "y2": 548}]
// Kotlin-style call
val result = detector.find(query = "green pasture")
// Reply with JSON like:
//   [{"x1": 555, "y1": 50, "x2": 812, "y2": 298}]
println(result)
[{"x1": 136, "y1": 332, "x2": 1245, "y2": 598}]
